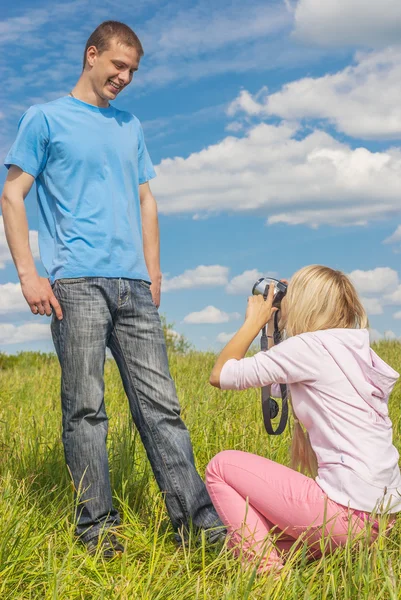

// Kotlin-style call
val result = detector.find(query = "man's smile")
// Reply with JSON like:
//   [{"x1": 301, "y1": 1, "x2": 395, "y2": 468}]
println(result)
[{"x1": 107, "y1": 79, "x2": 122, "y2": 91}]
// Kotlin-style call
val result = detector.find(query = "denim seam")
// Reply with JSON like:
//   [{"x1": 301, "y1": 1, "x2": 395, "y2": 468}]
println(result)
[
  {"x1": 81, "y1": 525, "x2": 116, "y2": 544},
  {"x1": 112, "y1": 328, "x2": 190, "y2": 523},
  {"x1": 119, "y1": 279, "x2": 130, "y2": 309}
]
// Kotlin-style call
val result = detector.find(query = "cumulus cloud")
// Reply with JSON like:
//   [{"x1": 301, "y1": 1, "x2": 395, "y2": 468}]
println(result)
[
  {"x1": 226, "y1": 269, "x2": 264, "y2": 295},
  {"x1": 369, "y1": 329, "x2": 382, "y2": 343},
  {"x1": 292, "y1": 0, "x2": 401, "y2": 48},
  {"x1": 383, "y1": 285, "x2": 401, "y2": 305},
  {"x1": 227, "y1": 87, "x2": 269, "y2": 118},
  {"x1": 393, "y1": 311, "x2": 401, "y2": 319},
  {"x1": 360, "y1": 297, "x2": 383, "y2": 316},
  {"x1": 217, "y1": 331, "x2": 236, "y2": 343},
  {"x1": 225, "y1": 121, "x2": 244, "y2": 133},
  {"x1": 183, "y1": 306, "x2": 241, "y2": 324},
  {"x1": 152, "y1": 122, "x2": 401, "y2": 227},
  {"x1": 227, "y1": 49, "x2": 401, "y2": 139},
  {"x1": 0, "y1": 322, "x2": 51, "y2": 345},
  {"x1": 369, "y1": 328, "x2": 397, "y2": 343},
  {"x1": 162, "y1": 265, "x2": 229, "y2": 292},
  {"x1": 348, "y1": 267, "x2": 399, "y2": 295},
  {"x1": 383, "y1": 225, "x2": 401, "y2": 248},
  {"x1": 0, "y1": 282, "x2": 29, "y2": 314},
  {"x1": 0, "y1": 216, "x2": 40, "y2": 268}
]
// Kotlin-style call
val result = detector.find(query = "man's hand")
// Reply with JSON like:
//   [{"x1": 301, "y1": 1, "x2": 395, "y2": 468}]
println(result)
[
  {"x1": 140, "y1": 182, "x2": 162, "y2": 310},
  {"x1": 20, "y1": 274, "x2": 63, "y2": 319},
  {"x1": 150, "y1": 279, "x2": 161, "y2": 308}
]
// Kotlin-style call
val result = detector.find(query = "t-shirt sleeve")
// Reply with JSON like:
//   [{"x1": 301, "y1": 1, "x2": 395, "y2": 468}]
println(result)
[
  {"x1": 4, "y1": 106, "x2": 49, "y2": 178},
  {"x1": 219, "y1": 335, "x2": 319, "y2": 390},
  {"x1": 137, "y1": 122, "x2": 156, "y2": 184}
]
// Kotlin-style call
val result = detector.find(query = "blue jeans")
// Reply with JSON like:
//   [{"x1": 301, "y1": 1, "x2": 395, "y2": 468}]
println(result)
[{"x1": 51, "y1": 277, "x2": 221, "y2": 543}]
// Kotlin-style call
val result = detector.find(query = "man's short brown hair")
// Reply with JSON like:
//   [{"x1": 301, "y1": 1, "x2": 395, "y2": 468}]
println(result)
[{"x1": 83, "y1": 21, "x2": 144, "y2": 69}]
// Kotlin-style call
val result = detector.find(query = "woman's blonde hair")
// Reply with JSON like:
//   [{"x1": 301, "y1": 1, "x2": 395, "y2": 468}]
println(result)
[{"x1": 282, "y1": 265, "x2": 368, "y2": 477}]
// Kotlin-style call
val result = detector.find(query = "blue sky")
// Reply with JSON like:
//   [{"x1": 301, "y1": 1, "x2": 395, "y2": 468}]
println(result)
[{"x1": 2, "y1": 0, "x2": 401, "y2": 353}]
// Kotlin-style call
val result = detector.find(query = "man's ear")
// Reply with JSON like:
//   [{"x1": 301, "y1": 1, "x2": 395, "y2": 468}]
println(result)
[{"x1": 86, "y1": 45, "x2": 98, "y2": 68}]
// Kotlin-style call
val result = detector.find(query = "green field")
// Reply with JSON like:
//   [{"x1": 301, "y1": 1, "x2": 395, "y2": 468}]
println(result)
[{"x1": 0, "y1": 338, "x2": 400, "y2": 599}]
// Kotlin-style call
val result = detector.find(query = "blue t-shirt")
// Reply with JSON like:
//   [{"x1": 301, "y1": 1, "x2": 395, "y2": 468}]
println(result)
[{"x1": 4, "y1": 96, "x2": 156, "y2": 283}]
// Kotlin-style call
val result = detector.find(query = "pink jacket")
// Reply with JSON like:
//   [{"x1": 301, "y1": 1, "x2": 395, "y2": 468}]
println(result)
[{"x1": 220, "y1": 328, "x2": 401, "y2": 513}]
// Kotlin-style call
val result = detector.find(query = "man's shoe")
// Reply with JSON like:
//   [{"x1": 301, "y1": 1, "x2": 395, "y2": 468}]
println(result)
[
  {"x1": 174, "y1": 526, "x2": 227, "y2": 548},
  {"x1": 85, "y1": 532, "x2": 125, "y2": 559},
  {"x1": 204, "y1": 527, "x2": 227, "y2": 546}
]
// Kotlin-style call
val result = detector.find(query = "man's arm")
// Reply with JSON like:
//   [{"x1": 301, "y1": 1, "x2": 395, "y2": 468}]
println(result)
[
  {"x1": 139, "y1": 181, "x2": 162, "y2": 308},
  {"x1": 1, "y1": 165, "x2": 62, "y2": 319}
]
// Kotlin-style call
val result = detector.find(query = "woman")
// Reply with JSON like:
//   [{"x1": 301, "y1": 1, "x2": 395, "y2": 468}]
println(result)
[{"x1": 206, "y1": 265, "x2": 401, "y2": 574}]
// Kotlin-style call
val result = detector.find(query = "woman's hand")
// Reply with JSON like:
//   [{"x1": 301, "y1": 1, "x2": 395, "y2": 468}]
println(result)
[
  {"x1": 245, "y1": 282, "x2": 277, "y2": 329},
  {"x1": 209, "y1": 281, "x2": 283, "y2": 388}
]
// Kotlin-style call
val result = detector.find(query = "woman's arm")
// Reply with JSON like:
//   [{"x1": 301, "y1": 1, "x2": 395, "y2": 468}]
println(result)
[{"x1": 210, "y1": 283, "x2": 277, "y2": 387}]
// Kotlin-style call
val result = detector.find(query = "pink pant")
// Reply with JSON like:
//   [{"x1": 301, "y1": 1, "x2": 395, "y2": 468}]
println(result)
[{"x1": 206, "y1": 450, "x2": 378, "y2": 573}]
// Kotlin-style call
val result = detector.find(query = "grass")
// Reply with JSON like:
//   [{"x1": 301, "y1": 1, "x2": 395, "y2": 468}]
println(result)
[{"x1": 0, "y1": 341, "x2": 400, "y2": 599}]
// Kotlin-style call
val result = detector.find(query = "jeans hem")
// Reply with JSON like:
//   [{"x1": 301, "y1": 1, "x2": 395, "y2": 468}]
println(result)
[{"x1": 78, "y1": 522, "x2": 120, "y2": 544}]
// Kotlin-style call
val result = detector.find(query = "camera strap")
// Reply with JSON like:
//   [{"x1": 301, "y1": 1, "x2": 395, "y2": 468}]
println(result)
[{"x1": 260, "y1": 310, "x2": 289, "y2": 435}]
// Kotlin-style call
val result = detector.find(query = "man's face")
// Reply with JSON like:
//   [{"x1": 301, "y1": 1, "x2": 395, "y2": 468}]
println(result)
[{"x1": 87, "y1": 38, "x2": 140, "y2": 103}]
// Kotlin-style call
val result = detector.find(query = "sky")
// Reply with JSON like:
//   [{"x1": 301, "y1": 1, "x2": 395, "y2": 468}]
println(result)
[{"x1": 2, "y1": 0, "x2": 401, "y2": 353}]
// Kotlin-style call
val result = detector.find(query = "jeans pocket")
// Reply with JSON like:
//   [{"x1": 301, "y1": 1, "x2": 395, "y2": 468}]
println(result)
[{"x1": 137, "y1": 279, "x2": 151, "y2": 290}]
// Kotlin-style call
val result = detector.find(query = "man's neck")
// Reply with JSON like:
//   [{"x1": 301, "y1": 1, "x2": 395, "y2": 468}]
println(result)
[{"x1": 69, "y1": 78, "x2": 109, "y2": 108}]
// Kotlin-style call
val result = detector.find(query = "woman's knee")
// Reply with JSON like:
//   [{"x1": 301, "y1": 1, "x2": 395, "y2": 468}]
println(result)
[{"x1": 206, "y1": 450, "x2": 244, "y2": 486}]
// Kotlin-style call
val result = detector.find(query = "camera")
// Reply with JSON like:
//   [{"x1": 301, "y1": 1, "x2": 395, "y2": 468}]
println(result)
[
  {"x1": 252, "y1": 277, "x2": 287, "y2": 308},
  {"x1": 252, "y1": 276, "x2": 289, "y2": 435}
]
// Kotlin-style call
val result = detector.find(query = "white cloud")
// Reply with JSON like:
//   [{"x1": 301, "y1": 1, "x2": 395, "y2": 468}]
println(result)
[
  {"x1": 144, "y1": 2, "x2": 289, "y2": 59},
  {"x1": 167, "y1": 328, "x2": 182, "y2": 340},
  {"x1": 227, "y1": 49, "x2": 401, "y2": 139},
  {"x1": 0, "y1": 216, "x2": 40, "y2": 268},
  {"x1": 0, "y1": 322, "x2": 51, "y2": 345},
  {"x1": 393, "y1": 311, "x2": 401, "y2": 319},
  {"x1": 0, "y1": 1, "x2": 154, "y2": 47},
  {"x1": 369, "y1": 328, "x2": 398, "y2": 343},
  {"x1": 348, "y1": 267, "x2": 399, "y2": 295},
  {"x1": 0, "y1": 10, "x2": 51, "y2": 44},
  {"x1": 226, "y1": 269, "x2": 264, "y2": 295},
  {"x1": 384, "y1": 285, "x2": 401, "y2": 305},
  {"x1": 152, "y1": 122, "x2": 401, "y2": 227},
  {"x1": 384, "y1": 225, "x2": 401, "y2": 245},
  {"x1": 292, "y1": 0, "x2": 401, "y2": 48},
  {"x1": 183, "y1": 306, "x2": 241, "y2": 324},
  {"x1": 360, "y1": 297, "x2": 383, "y2": 316},
  {"x1": 217, "y1": 331, "x2": 236, "y2": 343},
  {"x1": 369, "y1": 328, "x2": 382, "y2": 343},
  {"x1": 0, "y1": 282, "x2": 29, "y2": 314},
  {"x1": 225, "y1": 121, "x2": 244, "y2": 133},
  {"x1": 227, "y1": 87, "x2": 269, "y2": 118},
  {"x1": 137, "y1": 1, "x2": 292, "y2": 88},
  {"x1": 163, "y1": 265, "x2": 229, "y2": 292}
]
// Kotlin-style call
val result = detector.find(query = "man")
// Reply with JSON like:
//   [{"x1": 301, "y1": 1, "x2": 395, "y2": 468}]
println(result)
[{"x1": 1, "y1": 21, "x2": 223, "y2": 558}]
